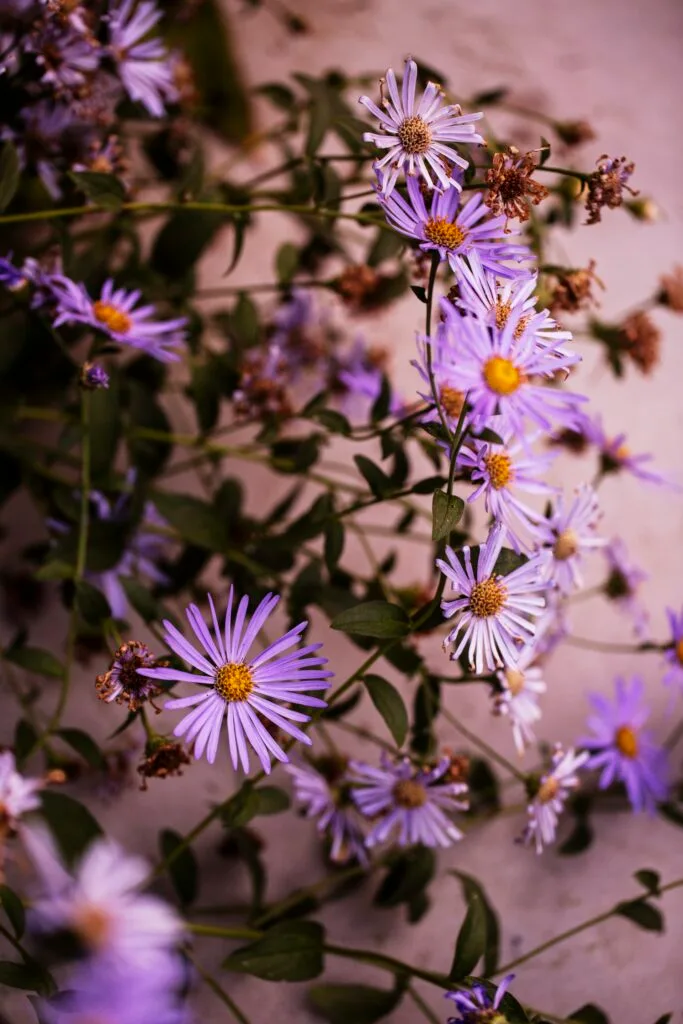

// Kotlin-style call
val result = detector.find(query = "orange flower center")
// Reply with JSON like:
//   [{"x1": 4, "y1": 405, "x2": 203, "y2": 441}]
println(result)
[
  {"x1": 504, "y1": 667, "x2": 525, "y2": 696},
  {"x1": 537, "y1": 776, "x2": 559, "y2": 803},
  {"x1": 93, "y1": 301, "x2": 132, "y2": 335},
  {"x1": 72, "y1": 904, "x2": 112, "y2": 951},
  {"x1": 553, "y1": 529, "x2": 579, "y2": 561},
  {"x1": 676, "y1": 639, "x2": 683, "y2": 665},
  {"x1": 393, "y1": 778, "x2": 427, "y2": 808},
  {"x1": 424, "y1": 217, "x2": 467, "y2": 251},
  {"x1": 483, "y1": 355, "x2": 522, "y2": 395},
  {"x1": 215, "y1": 663, "x2": 253, "y2": 702},
  {"x1": 439, "y1": 385, "x2": 465, "y2": 419},
  {"x1": 469, "y1": 577, "x2": 507, "y2": 617},
  {"x1": 484, "y1": 451, "x2": 513, "y2": 489},
  {"x1": 615, "y1": 725, "x2": 638, "y2": 758}
]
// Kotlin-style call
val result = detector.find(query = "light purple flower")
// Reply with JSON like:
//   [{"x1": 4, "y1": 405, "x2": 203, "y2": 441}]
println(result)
[
  {"x1": 349, "y1": 754, "x2": 468, "y2": 848},
  {"x1": 493, "y1": 642, "x2": 546, "y2": 756},
  {"x1": 378, "y1": 178, "x2": 531, "y2": 279},
  {"x1": 580, "y1": 676, "x2": 669, "y2": 813},
  {"x1": 51, "y1": 276, "x2": 187, "y2": 362},
  {"x1": 107, "y1": 0, "x2": 177, "y2": 117},
  {"x1": 0, "y1": 252, "x2": 28, "y2": 291},
  {"x1": 139, "y1": 590, "x2": 332, "y2": 773},
  {"x1": 80, "y1": 361, "x2": 110, "y2": 390},
  {"x1": 437, "y1": 522, "x2": 546, "y2": 674},
  {"x1": 603, "y1": 538, "x2": 648, "y2": 638},
  {"x1": 0, "y1": 751, "x2": 43, "y2": 827},
  {"x1": 359, "y1": 58, "x2": 484, "y2": 195},
  {"x1": 663, "y1": 607, "x2": 683, "y2": 696},
  {"x1": 412, "y1": 330, "x2": 467, "y2": 432},
  {"x1": 578, "y1": 412, "x2": 675, "y2": 487},
  {"x1": 536, "y1": 484, "x2": 606, "y2": 595},
  {"x1": 446, "y1": 974, "x2": 515, "y2": 1023},
  {"x1": 333, "y1": 336, "x2": 401, "y2": 421},
  {"x1": 11, "y1": 100, "x2": 93, "y2": 198},
  {"x1": 524, "y1": 745, "x2": 588, "y2": 853},
  {"x1": 286, "y1": 758, "x2": 369, "y2": 865},
  {"x1": 29, "y1": 20, "x2": 100, "y2": 92}
]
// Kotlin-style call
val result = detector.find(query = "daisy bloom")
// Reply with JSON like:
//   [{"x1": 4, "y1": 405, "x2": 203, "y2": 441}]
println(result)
[
  {"x1": 578, "y1": 413, "x2": 675, "y2": 487},
  {"x1": 378, "y1": 178, "x2": 531, "y2": 279},
  {"x1": 446, "y1": 974, "x2": 515, "y2": 1023},
  {"x1": 0, "y1": 751, "x2": 43, "y2": 832},
  {"x1": 580, "y1": 677, "x2": 669, "y2": 813},
  {"x1": 349, "y1": 754, "x2": 468, "y2": 848},
  {"x1": 359, "y1": 58, "x2": 484, "y2": 195},
  {"x1": 51, "y1": 276, "x2": 187, "y2": 362},
  {"x1": 537, "y1": 484, "x2": 606, "y2": 595},
  {"x1": 524, "y1": 745, "x2": 588, "y2": 854},
  {"x1": 493, "y1": 642, "x2": 547, "y2": 756},
  {"x1": 603, "y1": 538, "x2": 648, "y2": 638},
  {"x1": 437, "y1": 522, "x2": 546, "y2": 674},
  {"x1": 663, "y1": 606, "x2": 683, "y2": 695},
  {"x1": 107, "y1": 0, "x2": 177, "y2": 117},
  {"x1": 286, "y1": 756, "x2": 369, "y2": 865},
  {"x1": 139, "y1": 590, "x2": 332, "y2": 773},
  {"x1": 26, "y1": 829, "x2": 184, "y2": 969}
]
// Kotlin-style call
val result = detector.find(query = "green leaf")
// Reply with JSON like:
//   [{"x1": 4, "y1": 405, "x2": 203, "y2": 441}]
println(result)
[
  {"x1": 331, "y1": 600, "x2": 410, "y2": 639},
  {"x1": 367, "y1": 226, "x2": 404, "y2": 268},
  {"x1": 68, "y1": 171, "x2": 126, "y2": 210},
  {"x1": 13, "y1": 719, "x2": 38, "y2": 767},
  {"x1": 0, "y1": 885, "x2": 25, "y2": 939},
  {"x1": 0, "y1": 142, "x2": 19, "y2": 211},
  {"x1": 159, "y1": 829, "x2": 198, "y2": 907},
  {"x1": 302, "y1": 81, "x2": 334, "y2": 157},
  {"x1": 224, "y1": 921, "x2": 325, "y2": 981},
  {"x1": 88, "y1": 370, "x2": 121, "y2": 484},
  {"x1": 449, "y1": 890, "x2": 487, "y2": 980},
  {"x1": 410, "y1": 285, "x2": 427, "y2": 303},
  {"x1": 493, "y1": 547, "x2": 527, "y2": 577},
  {"x1": 0, "y1": 960, "x2": 55, "y2": 995},
  {"x1": 152, "y1": 491, "x2": 226, "y2": 551},
  {"x1": 275, "y1": 242, "x2": 299, "y2": 285},
  {"x1": 449, "y1": 871, "x2": 500, "y2": 975},
  {"x1": 432, "y1": 490, "x2": 465, "y2": 541},
  {"x1": 5, "y1": 646, "x2": 64, "y2": 679},
  {"x1": 364, "y1": 674, "x2": 408, "y2": 747},
  {"x1": 253, "y1": 786, "x2": 290, "y2": 816},
  {"x1": 151, "y1": 204, "x2": 229, "y2": 280},
  {"x1": 634, "y1": 869, "x2": 660, "y2": 895},
  {"x1": 313, "y1": 409, "x2": 352, "y2": 436},
  {"x1": 57, "y1": 728, "x2": 106, "y2": 770},
  {"x1": 614, "y1": 898, "x2": 663, "y2": 932},
  {"x1": 324, "y1": 520, "x2": 345, "y2": 574},
  {"x1": 354, "y1": 455, "x2": 392, "y2": 498},
  {"x1": 120, "y1": 576, "x2": 163, "y2": 624},
  {"x1": 475, "y1": 427, "x2": 505, "y2": 445},
  {"x1": 653, "y1": 1016, "x2": 672, "y2": 1024},
  {"x1": 374, "y1": 845, "x2": 435, "y2": 909},
  {"x1": 569, "y1": 1005, "x2": 610, "y2": 1024},
  {"x1": 39, "y1": 791, "x2": 102, "y2": 866},
  {"x1": 309, "y1": 982, "x2": 402, "y2": 1024},
  {"x1": 74, "y1": 580, "x2": 111, "y2": 626}
]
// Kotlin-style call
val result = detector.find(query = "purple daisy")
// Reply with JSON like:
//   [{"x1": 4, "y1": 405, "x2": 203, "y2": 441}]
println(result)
[
  {"x1": 51, "y1": 276, "x2": 187, "y2": 362},
  {"x1": 663, "y1": 606, "x2": 683, "y2": 695},
  {"x1": 493, "y1": 641, "x2": 547, "y2": 757},
  {"x1": 0, "y1": 252, "x2": 29, "y2": 291},
  {"x1": 80, "y1": 361, "x2": 110, "y2": 390},
  {"x1": 139, "y1": 590, "x2": 332, "y2": 773},
  {"x1": 603, "y1": 538, "x2": 648, "y2": 638},
  {"x1": 107, "y1": 0, "x2": 177, "y2": 117},
  {"x1": 437, "y1": 522, "x2": 546, "y2": 674},
  {"x1": 446, "y1": 974, "x2": 515, "y2": 1023},
  {"x1": 29, "y1": 20, "x2": 100, "y2": 92},
  {"x1": 359, "y1": 58, "x2": 484, "y2": 195},
  {"x1": 536, "y1": 484, "x2": 606, "y2": 595},
  {"x1": 524, "y1": 745, "x2": 588, "y2": 853},
  {"x1": 333, "y1": 336, "x2": 401, "y2": 421},
  {"x1": 580, "y1": 676, "x2": 669, "y2": 813},
  {"x1": 286, "y1": 757, "x2": 369, "y2": 865},
  {"x1": 349, "y1": 754, "x2": 468, "y2": 849},
  {"x1": 0, "y1": 750, "x2": 43, "y2": 828},
  {"x1": 578, "y1": 412, "x2": 675, "y2": 488}
]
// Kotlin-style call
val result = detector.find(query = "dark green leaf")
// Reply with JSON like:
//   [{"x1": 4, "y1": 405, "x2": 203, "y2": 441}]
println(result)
[
  {"x1": 364, "y1": 674, "x2": 408, "y2": 747},
  {"x1": 432, "y1": 490, "x2": 465, "y2": 541},
  {"x1": 88, "y1": 378, "x2": 121, "y2": 484},
  {"x1": 450, "y1": 871, "x2": 500, "y2": 975},
  {"x1": 0, "y1": 142, "x2": 20, "y2": 211},
  {"x1": 410, "y1": 285, "x2": 427, "y2": 303},
  {"x1": 224, "y1": 921, "x2": 324, "y2": 981},
  {"x1": 634, "y1": 869, "x2": 660, "y2": 895},
  {"x1": 354, "y1": 455, "x2": 392, "y2": 498},
  {"x1": 153, "y1": 491, "x2": 225, "y2": 551},
  {"x1": 57, "y1": 729, "x2": 106, "y2": 770},
  {"x1": 68, "y1": 171, "x2": 126, "y2": 210},
  {"x1": 13, "y1": 719, "x2": 38, "y2": 767},
  {"x1": 256, "y1": 82, "x2": 297, "y2": 111},
  {"x1": 159, "y1": 829, "x2": 198, "y2": 906},
  {"x1": 321, "y1": 687, "x2": 362, "y2": 720},
  {"x1": 374, "y1": 846, "x2": 435, "y2": 909},
  {"x1": 0, "y1": 960, "x2": 55, "y2": 995},
  {"x1": 449, "y1": 890, "x2": 487, "y2": 980},
  {"x1": 472, "y1": 87, "x2": 509, "y2": 105},
  {"x1": 324, "y1": 520, "x2": 345, "y2": 574},
  {"x1": 151, "y1": 204, "x2": 229, "y2": 280},
  {"x1": 569, "y1": 1005, "x2": 610, "y2": 1024},
  {"x1": 5, "y1": 646, "x2": 64, "y2": 679},
  {"x1": 558, "y1": 815, "x2": 593, "y2": 856},
  {"x1": 275, "y1": 242, "x2": 299, "y2": 285},
  {"x1": 40, "y1": 791, "x2": 102, "y2": 866},
  {"x1": 301, "y1": 81, "x2": 333, "y2": 157},
  {"x1": 309, "y1": 982, "x2": 402, "y2": 1024},
  {"x1": 652, "y1": 1016, "x2": 672, "y2": 1024},
  {"x1": 331, "y1": 600, "x2": 410, "y2": 639},
  {"x1": 0, "y1": 885, "x2": 25, "y2": 939},
  {"x1": 614, "y1": 898, "x2": 663, "y2": 932},
  {"x1": 253, "y1": 786, "x2": 290, "y2": 816},
  {"x1": 493, "y1": 547, "x2": 527, "y2": 576},
  {"x1": 74, "y1": 580, "x2": 111, "y2": 626},
  {"x1": 313, "y1": 409, "x2": 352, "y2": 436},
  {"x1": 120, "y1": 576, "x2": 163, "y2": 624},
  {"x1": 475, "y1": 427, "x2": 505, "y2": 445},
  {"x1": 370, "y1": 376, "x2": 392, "y2": 424},
  {"x1": 367, "y1": 226, "x2": 403, "y2": 268}
]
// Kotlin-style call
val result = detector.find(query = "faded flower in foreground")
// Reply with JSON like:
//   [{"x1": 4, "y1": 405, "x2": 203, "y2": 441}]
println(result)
[
  {"x1": 603, "y1": 539, "x2": 649, "y2": 638},
  {"x1": 581, "y1": 677, "x2": 669, "y2": 813},
  {"x1": 349, "y1": 754, "x2": 468, "y2": 848},
  {"x1": 619, "y1": 310, "x2": 661, "y2": 376},
  {"x1": 446, "y1": 974, "x2": 515, "y2": 1023},
  {"x1": 286, "y1": 757, "x2": 368, "y2": 865},
  {"x1": 578, "y1": 413, "x2": 673, "y2": 487},
  {"x1": 524, "y1": 745, "x2": 588, "y2": 853},
  {"x1": 0, "y1": 751, "x2": 43, "y2": 834},
  {"x1": 359, "y1": 58, "x2": 483, "y2": 195},
  {"x1": 139, "y1": 590, "x2": 332, "y2": 773},
  {"x1": 95, "y1": 641, "x2": 162, "y2": 711},
  {"x1": 537, "y1": 484, "x2": 605, "y2": 595},
  {"x1": 438, "y1": 522, "x2": 546, "y2": 674}
]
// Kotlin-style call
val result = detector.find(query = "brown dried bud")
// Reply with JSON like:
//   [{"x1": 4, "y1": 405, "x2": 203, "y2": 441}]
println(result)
[
  {"x1": 336, "y1": 264, "x2": 381, "y2": 309},
  {"x1": 233, "y1": 348, "x2": 293, "y2": 422},
  {"x1": 619, "y1": 311, "x2": 661, "y2": 375},
  {"x1": 484, "y1": 147, "x2": 550, "y2": 226},
  {"x1": 96, "y1": 641, "x2": 164, "y2": 712},
  {"x1": 442, "y1": 752, "x2": 470, "y2": 784},
  {"x1": 554, "y1": 120, "x2": 596, "y2": 148},
  {"x1": 549, "y1": 427, "x2": 590, "y2": 456},
  {"x1": 549, "y1": 260, "x2": 603, "y2": 315},
  {"x1": 137, "y1": 739, "x2": 190, "y2": 790},
  {"x1": 585, "y1": 154, "x2": 637, "y2": 225},
  {"x1": 659, "y1": 266, "x2": 683, "y2": 313},
  {"x1": 45, "y1": 768, "x2": 67, "y2": 786}
]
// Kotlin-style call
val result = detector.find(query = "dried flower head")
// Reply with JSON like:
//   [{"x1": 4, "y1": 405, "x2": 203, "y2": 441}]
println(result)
[
  {"x1": 554, "y1": 119, "x2": 596, "y2": 147},
  {"x1": 549, "y1": 260, "x2": 603, "y2": 315},
  {"x1": 137, "y1": 738, "x2": 191, "y2": 790},
  {"x1": 585, "y1": 155, "x2": 637, "y2": 225},
  {"x1": 96, "y1": 641, "x2": 163, "y2": 711},
  {"x1": 659, "y1": 265, "x2": 683, "y2": 313},
  {"x1": 335, "y1": 264, "x2": 381, "y2": 309},
  {"x1": 619, "y1": 311, "x2": 662, "y2": 375},
  {"x1": 485, "y1": 147, "x2": 550, "y2": 226},
  {"x1": 233, "y1": 346, "x2": 293, "y2": 421}
]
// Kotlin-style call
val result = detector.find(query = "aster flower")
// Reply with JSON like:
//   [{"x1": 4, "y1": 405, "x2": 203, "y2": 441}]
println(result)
[
  {"x1": 332, "y1": 337, "x2": 401, "y2": 421},
  {"x1": 445, "y1": 974, "x2": 515, "y2": 1023},
  {"x1": 585, "y1": 154, "x2": 637, "y2": 225},
  {"x1": 378, "y1": 178, "x2": 531, "y2": 279},
  {"x1": 138, "y1": 590, "x2": 332, "y2": 773},
  {"x1": 359, "y1": 58, "x2": 484, "y2": 195},
  {"x1": 663, "y1": 607, "x2": 683, "y2": 696},
  {"x1": 12, "y1": 100, "x2": 94, "y2": 198},
  {"x1": 580, "y1": 677, "x2": 669, "y2": 813},
  {"x1": 286, "y1": 756, "x2": 369, "y2": 865},
  {"x1": 493, "y1": 642, "x2": 547, "y2": 756},
  {"x1": 456, "y1": 418, "x2": 558, "y2": 553},
  {"x1": 536, "y1": 484, "x2": 606, "y2": 595},
  {"x1": 95, "y1": 640, "x2": 162, "y2": 711},
  {"x1": 603, "y1": 539, "x2": 648, "y2": 638},
  {"x1": 233, "y1": 343, "x2": 293, "y2": 421},
  {"x1": 524, "y1": 745, "x2": 588, "y2": 853},
  {"x1": 549, "y1": 260, "x2": 603, "y2": 315},
  {"x1": 437, "y1": 522, "x2": 546, "y2": 674},
  {"x1": 26, "y1": 828, "x2": 184, "y2": 969},
  {"x1": 0, "y1": 751, "x2": 43, "y2": 832},
  {"x1": 29, "y1": 20, "x2": 100, "y2": 92},
  {"x1": 51, "y1": 276, "x2": 187, "y2": 362},
  {"x1": 579, "y1": 413, "x2": 674, "y2": 487},
  {"x1": 349, "y1": 754, "x2": 468, "y2": 849},
  {"x1": 437, "y1": 300, "x2": 584, "y2": 439},
  {"x1": 0, "y1": 253, "x2": 29, "y2": 291},
  {"x1": 413, "y1": 330, "x2": 467, "y2": 432},
  {"x1": 107, "y1": 0, "x2": 177, "y2": 117}
]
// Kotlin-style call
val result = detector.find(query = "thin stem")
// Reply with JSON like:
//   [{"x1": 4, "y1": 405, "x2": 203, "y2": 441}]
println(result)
[
  {"x1": 195, "y1": 278, "x2": 331, "y2": 298},
  {"x1": 565, "y1": 636, "x2": 662, "y2": 655},
  {"x1": 252, "y1": 862, "x2": 370, "y2": 930},
  {"x1": 408, "y1": 985, "x2": 441, "y2": 1024},
  {"x1": 440, "y1": 705, "x2": 527, "y2": 782},
  {"x1": 190, "y1": 954, "x2": 253, "y2": 1024}
]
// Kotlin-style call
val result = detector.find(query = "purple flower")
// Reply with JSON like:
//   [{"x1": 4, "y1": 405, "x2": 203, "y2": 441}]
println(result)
[
  {"x1": 96, "y1": 640, "x2": 161, "y2": 710},
  {"x1": 359, "y1": 58, "x2": 484, "y2": 195},
  {"x1": 51, "y1": 277, "x2": 187, "y2": 362},
  {"x1": 333, "y1": 337, "x2": 401, "y2": 420},
  {"x1": 11, "y1": 100, "x2": 94, "y2": 198},
  {"x1": 0, "y1": 252, "x2": 29, "y2": 291},
  {"x1": 139, "y1": 590, "x2": 332, "y2": 773},
  {"x1": 379, "y1": 179, "x2": 531, "y2": 279},
  {"x1": 0, "y1": 751, "x2": 43, "y2": 828},
  {"x1": 349, "y1": 754, "x2": 468, "y2": 848},
  {"x1": 80, "y1": 362, "x2": 110, "y2": 389},
  {"x1": 412, "y1": 331, "x2": 467, "y2": 432},
  {"x1": 537, "y1": 484, "x2": 605, "y2": 595},
  {"x1": 603, "y1": 538, "x2": 648, "y2": 638},
  {"x1": 578, "y1": 412, "x2": 675, "y2": 487},
  {"x1": 493, "y1": 642, "x2": 546, "y2": 757},
  {"x1": 29, "y1": 20, "x2": 100, "y2": 92},
  {"x1": 286, "y1": 757, "x2": 369, "y2": 865},
  {"x1": 446, "y1": 974, "x2": 515, "y2": 1023},
  {"x1": 524, "y1": 745, "x2": 588, "y2": 853},
  {"x1": 107, "y1": 0, "x2": 177, "y2": 117},
  {"x1": 580, "y1": 677, "x2": 669, "y2": 813},
  {"x1": 437, "y1": 522, "x2": 546, "y2": 674},
  {"x1": 663, "y1": 607, "x2": 683, "y2": 695}
]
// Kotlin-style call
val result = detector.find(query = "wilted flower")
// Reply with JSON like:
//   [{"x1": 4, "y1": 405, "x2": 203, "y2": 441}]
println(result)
[
  {"x1": 619, "y1": 311, "x2": 661, "y2": 375},
  {"x1": 659, "y1": 265, "x2": 683, "y2": 313},
  {"x1": 537, "y1": 484, "x2": 605, "y2": 595},
  {"x1": 485, "y1": 147, "x2": 550, "y2": 225},
  {"x1": 554, "y1": 119, "x2": 596, "y2": 147},
  {"x1": 233, "y1": 344, "x2": 293, "y2": 421},
  {"x1": 524, "y1": 745, "x2": 588, "y2": 853},
  {"x1": 95, "y1": 641, "x2": 162, "y2": 711},
  {"x1": 549, "y1": 260, "x2": 603, "y2": 315},
  {"x1": 585, "y1": 154, "x2": 637, "y2": 225},
  {"x1": 335, "y1": 264, "x2": 381, "y2": 309},
  {"x1": 286, "y1": 756, "x2": 369, "y2": 865},
  {"x1": 137, "y1": 738, "x2": 191, "y2": 790}
]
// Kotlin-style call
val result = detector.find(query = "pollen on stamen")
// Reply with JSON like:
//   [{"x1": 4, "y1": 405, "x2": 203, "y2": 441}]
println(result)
[
  {"x1": 484, "y1": 451, "x2": 513, "y2": 490},
  {"x1": 615, "y1": 725, "x2": 638, "y2": 758},
  {"x1": 393, "y1": 778, "x2": 427, "y2": 808},
  {"x1": 423, "y1": 216, "x2": 467, "y2": 250},
  {"x1": 469, "y1": 577, "x2": 507, "y2": 617},
  {"x1": 214, "y1": 663, "x2": 254, "y2": 702},
  {"x1": 483, "y1": 355, "x2": 522, "y2": 396},
  {"x1": 93, "y1": 301, "x2": 132, "y2": 334},
  {"x1": 553, "y1": 528, "x2": 579, "y2": 561},
  {"x1": 397, "y1": 115, "x2": 433, "y2": 155}
]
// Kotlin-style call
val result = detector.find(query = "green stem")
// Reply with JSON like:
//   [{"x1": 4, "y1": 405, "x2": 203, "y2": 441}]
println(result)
[
  {"x1": 408, "y1": 985, "x2": 441, "y2": 1024},
  {"x1": 252, "y1": 862, "x2": 370, "y2": 930},
  {"x1": 190, "y1": 954, "x2": 253, "y2": 1024},
  {"x1": 440, "y1": 705, "x2": 527, "y2": 782},
  {"x1": 565, "y1": 636, "x2": 663, "y2": 655}
]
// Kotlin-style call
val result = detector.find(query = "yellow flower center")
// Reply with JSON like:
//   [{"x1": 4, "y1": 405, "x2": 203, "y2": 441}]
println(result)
[
  {"x1": 393, "y1": 778, "x2": 427, "y2": 808},
  {"x1": 214, "y1": 663, "x2": 254, "y2": 702},
  {"x1": 71, "y1": 904, "x2": 112, "y2": 951},
  {"x1": 484, "y1": 451, "x2": 513, "y2": 490},
  {"x1": 424, "y1": 216, "x2": 467, "y2": 251},
  {"x1": 397, "y1": 115, "x2": 433, "y2": 155},
  {"x1": 495, "y1": 301, "x2": 512, "y2": 328},
  {"x1": 93, "y1": 301, "x2": 132, "y2": 335},
  {"x1": 483, "y1": 355, "x2": 522, "y2": 395},
  {"x1": 615, "y1": 725, "x2": 638, "y2": 758},
  {"x1": 537, "y1": 776, "x2": 559, "y2": 803},
  {"x1": 469, "y1": 577, "x2": 507, "y2": 617},
  {"x1": 439, "y1": 385, "x2": 465, "y2": 419},
  {"x1": 553, "y1": 529, "x2": 579, "y2": 561},
  {"x1": 614, "y1": 442, "x2": 630, "y2": 461},
  {"x1": 504, "y1": 667, "x2": 525, "y2": 696},
  {"x1": 676, "y1": 639, "x2": 683, "y2": 665}
]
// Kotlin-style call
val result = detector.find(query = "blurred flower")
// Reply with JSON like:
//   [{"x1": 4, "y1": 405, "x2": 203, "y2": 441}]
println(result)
[
  {"x1": 437, "y1": 522, "x2": 546, "y2": 674},
  {"x1": 619, "y1": 310, "x2": 661, "y2": 375},
  {"x1": 493, "y1": 643, "x2": 546, "y2": 756},
  {"x1": 233, "y1": 343, "x2": 293, "y2": 421},
  {"x1": 335, "y1": 264, "x2": 381, "y2": 309},
  {"x1": 485, "y1": 147, "x2": 550, "y2": 224},
  {"x1": 549, "y1": 260, "x2": 603, "y2": 315},
  {"x1": 580, "y1": 677, "x2": 669, "y2": 813},
  {"x1": 80, "y1": 361, "x2": 109, "y2": 389},
  {"x1": 662, "y1": 607, "x2": 683, "y2": 697},
  {"x1": 0, "y1": 751, "x2": 43, "y2": 834},
  {"x1": 537, "y1": 484, "x2": 605, "y2": 595},
  {"x1": 286, "y1": 756, "x2": 369, "y2": 865},
  {"x1": 585, "y1": 154, "x2": 637, "y2": 225},
  {"x1": 359, "y1": 58, "x2": 483, "y2": 195},
  {"x1": 446, "y1": 974, "x2": 515, "y2": 1023},
  {"x1": 659, "y1": 265, "x2": 683, "y2": 313},
  {"x1": 95, "y1": 640, "x2": 162, "y2": 711},
  {"x1": 349, "y1": 754, "x2": 468, "y2": 848},
  {"x1": 107, "y1": 0, "x2": 177, "y2": 117},
  {"x1": 603, "y1": 539, "x2": 648, "y2": 638},
  {"x1": 578, "y1": 412, "x2": 673, "y2": 487},
  {"x1": 29, "y1": 18, "x2": 99, "y2": 93},
  {"x1": 139, "y1": 590, "x2": 332, "y2": 773},
  {"x1": 555, "y1": 119, "x2": 596, "y2": 147},
  {"x1": 137, "y1": 738, "x2": 191, "y2": 790},
  {"x1": 524, "y1": 745, "x2": 588, "y2": 853},
  {"x1": 331, "y1": 337, "x2": 399, "y2": 420}
]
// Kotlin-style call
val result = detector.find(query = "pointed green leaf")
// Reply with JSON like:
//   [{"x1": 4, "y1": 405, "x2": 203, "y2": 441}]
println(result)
[
  {"x1": 0, "y1": 142, "x2": 20, "y2": 211},
  {"x1": 223, "y1": 921, "x2": 325, "y2": 981},
  {"x1": 159, "y1": 829, "x2": 198, "y2": 907},
  {"x1": 309, "y1": 982, "x2": 403, "y2": 1024},
  {"x1": 331, "y1": 601, "x2": 410, "y2": 639},
  {"x1": 364, "y1": 674, "x2": 408, "y2": 747},
  {"x1": 432, "y1": 490, "x2": 465, "y2": 541},
  {"x1": 449, "y1": 890, "x2": 487, "y2": 980}
]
